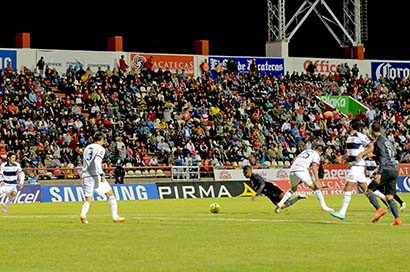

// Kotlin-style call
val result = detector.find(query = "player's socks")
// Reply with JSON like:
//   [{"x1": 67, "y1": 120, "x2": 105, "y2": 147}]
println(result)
[
  {"x1": 284, "y1": 197, "x2": 300, "y2": 208},
  {"x1": 388, "y1": 199, "x2": 400, "y2": 218},
  {"x1": 108, "y1": 195, "x2": 119, "y2": 219},
  {"x1": 81, "y1": 201, "x2": 90, "y2": 218},
  {"x1": 314, "y1": 190, "x2": 331, "y2": 211},
  {"x1": 394, "y1": 194, "x2": 404, "y2": 206},
  {"x1": 276, "y1": 190, "x2": 293, "y2": 208},
  {"x1": 339, "y1": 191, "x2": 352, "y2": 216},
  {"x1": 366, "y1": 192, "x2": 381, "y2": 210}
]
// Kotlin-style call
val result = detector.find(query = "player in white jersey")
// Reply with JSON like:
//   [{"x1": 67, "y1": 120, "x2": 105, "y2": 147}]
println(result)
[
  {"x1": 330, "y1": 119, "x2": 371, "y2": 220},
  {"x1": 275, "y1": 144, "x2": 334, "y2": 213},
  {"x1": 0, "y1": 152, "x2": 25, "y2": 213},
  {"x1": 80, "y1": 132, "x2": 125, "y2": 224}
]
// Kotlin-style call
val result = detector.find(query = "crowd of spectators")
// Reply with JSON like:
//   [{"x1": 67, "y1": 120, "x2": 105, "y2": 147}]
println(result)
[{"x1": 1, "y1": 57, "x2": 410, "y2": 177}]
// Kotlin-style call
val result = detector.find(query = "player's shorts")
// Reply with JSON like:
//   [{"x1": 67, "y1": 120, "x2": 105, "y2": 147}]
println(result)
[
  {"x1": 0, "y1": 182, "x2": 18, "y2": 195},
  {"x1": 82, "y1": 176, "x2": 112, "y2": 197},
  {"x1": 367, "y1": 180, "x2": 379, "y2": 192},
  {"x1": 263, "y1": 183, "x2": 283, "y2": 203},
  {"x1": 380, "y1": 169, "x2": 398, "y2": 196},
  {"x1": 289, "y1": 170, "x2": 313, "y2": 187},
  {"x1": 346, "y1": 165, "x2": 367, "y2": 183}
]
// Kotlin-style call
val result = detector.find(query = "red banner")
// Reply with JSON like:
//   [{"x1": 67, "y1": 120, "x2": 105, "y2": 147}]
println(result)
[
  {"x1": 130, "y1": 53, "x2": 194, "y2": 76},
  {"x1": 274, "y1": 179, "x2": 356, "y2": 195}
]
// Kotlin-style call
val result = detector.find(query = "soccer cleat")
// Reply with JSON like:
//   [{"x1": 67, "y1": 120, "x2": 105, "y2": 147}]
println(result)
[
  {"x1": 275, "y1": 206, "x2": 281, "y2": 214},
  {"x1": 322, "y1": 207, "x2": 335, "y2": 212},
  {"x1": 113, "y1": 216, "x2": 126, "y2": 223},
  {"x1": 371, "y1": 208, "x2": 387, "y2": 223},
  {"x1": 2, "y1": 204, "x2": 7, "y2": 214},
  {"x1": 400, "y1": 202, "x2": 406, "y2": 211},
  {"x1": 80, "y1": 216, "x2": 88, "y2": 224},
  {"x1": 330, "y1": 211, "x2": 345, "y2": 220},
  {"x1": 392, "y1": 218, "x2": 402, "y2": 225},
  {"x1": 298, "y1": 194, "x2": 308, "y2": 200}
]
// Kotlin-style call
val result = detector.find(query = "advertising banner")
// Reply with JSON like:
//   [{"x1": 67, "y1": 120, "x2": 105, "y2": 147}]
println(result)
[
  {"x1": 0, "y1": 49, "x2": 17, "y2": 71},
  {"x1": 41, "y1": 184, "x2": 160, "y2": 202},
  {"x1": 397, "y1": 163, "x2": 410, "y2": 192},
  {"x1": 371, "y1": 62, "x2": 410, "y2": 80},
  {"x1": 273, "y1": 179, "x2": 353, "y2": 195},
  {"x1": 37, "y1": 50, "x2": 124, "y2": 75},
  {"x1": 156, "y1": 181, "x2": 254, "y2": 199},
  {"x1": 0, "y1": 185, "x2": 41, "y2": 204},
  {"x1": 288, "y1": 57, "x2": 369, "y2": 76},
  {"x1": 319, "y1": 96, "x2": 368, "y2": 116},
  {"x1": 130, "y1": 53, "x2": 194, "y2": 76},
  {"x1": 213, "y1": 168, "x2": 288, "y2": 182},
  {"x1": 208, "y1": 56, "x2": 284, "y2": 78}
]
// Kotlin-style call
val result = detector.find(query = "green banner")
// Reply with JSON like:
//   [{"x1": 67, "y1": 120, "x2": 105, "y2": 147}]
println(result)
[{"x1": 319, "y1": 96, "x2": 368, "y2": 117}]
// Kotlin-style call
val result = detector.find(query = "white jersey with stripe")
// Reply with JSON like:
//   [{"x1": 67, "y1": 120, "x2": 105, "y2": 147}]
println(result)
[
  {"x1": 365, "y1": 158, "x2": 378, "y2": 177},
  {"x1": 345, "y1": 132, "x2": 371, "y2": 167},
  {"x1": 82, "y1": 143, "x2": 105, "y2": 178},
  {"x1": 290, "y1": 149, "x2": 321, "y2": 172},
  {"x1": 0, "y1": 161, "x2": 24, "y2": 184}
]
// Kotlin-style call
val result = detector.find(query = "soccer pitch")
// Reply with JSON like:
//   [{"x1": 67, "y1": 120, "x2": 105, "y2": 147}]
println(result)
[{"x1": 1, "y1": 194, "x2": 409, "y2": 272}]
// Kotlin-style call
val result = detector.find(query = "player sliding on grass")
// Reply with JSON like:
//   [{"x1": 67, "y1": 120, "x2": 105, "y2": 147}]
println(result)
[
  {"x1": 275, "y1": 144, "x2": 334, "y2": 213},
  {"x1": 80, "y1": 131, "x2": 125, "y2": 224},
  {"x1": 243, "y1": 165, "x2": 307, "y2": 212}
]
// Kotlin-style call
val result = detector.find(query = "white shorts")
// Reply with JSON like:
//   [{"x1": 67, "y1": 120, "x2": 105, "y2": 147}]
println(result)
[
  {"x1": 82, "y1": 176, "x2": 112, "y2": 198},
  {"x1": 0, "y1": 183, "x2": 18, "y2": 195},
  {"x1": 346, "y1": 165, "x2": 367, "y2": 183},
  {"x1": 289, "y1": 170, "x2": 314, "y2": 188}
]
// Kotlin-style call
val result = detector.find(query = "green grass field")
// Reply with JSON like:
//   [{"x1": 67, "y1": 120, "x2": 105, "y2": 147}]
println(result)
[{"x1": 1, "y1": 194, "x2": 409, "y2": 272}]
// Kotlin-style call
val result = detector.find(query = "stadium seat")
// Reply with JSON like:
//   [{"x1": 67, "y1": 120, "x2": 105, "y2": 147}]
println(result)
[
  {"x1": 134, "y1": 170, "x2": 142, "y2": 176},
  {"x1": 263, "y1": 161, "x2": 271, "y2": 166},
  {"x1": 271, "y1": 160, "x2": 278, "y2": 166},
  {"x1": 156, "y1": 169, "x2": 165, "y2": 176},
  {"x1": 125, "y1": 162, "x2": 133, "y2": 168},
  {"x1": 284, "y1": 161, "x2": 291, "y2": 167},
  {"x1": 149, "y1": 169, "x2": 156, "y2": 176},
  {"x1": 277, "y1": 161, "x2": 284, "y2": 167},
  {"x1": 126, "y1": 170, "x2": 134, "y2": 177}
]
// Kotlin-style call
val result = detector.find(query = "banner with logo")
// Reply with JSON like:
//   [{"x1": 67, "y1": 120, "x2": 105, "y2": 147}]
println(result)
[
  {"x1": 156, "y1": 181, "x2": 254, "y2": 199},
  {"x1": 208, "y1": 56, "x2": 284, "y2": 78},
  {"x1": 130, "y1": 53, "x2": 194, "y2": 76},
  {"x1": 288, "y1": 57, "x2": 368, "y2": 76},
  {"x1": 0, "y1": 49, "x2": 17, "y2": 71},
  {"x1": 213, "y1": 168, "x2": 288, "y2": 182},
  {"x1": 41, "y1": 184, "x2": 160, "y2": 202},
  {"x1": 319, "y1": 96, "x2": 368, "y2": 116},
  {"x1": 372, "y1": 62, "x2": 410, "y2": 80},
  {"x1": 0, "y1": 185, "x2": 41, "y2": 204},
  {"x1": 36, "y1": 50, "x2": 124, "y2": 75}
]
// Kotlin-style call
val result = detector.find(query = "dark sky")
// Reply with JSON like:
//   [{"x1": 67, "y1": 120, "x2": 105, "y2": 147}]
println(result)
[{"x1": 1, "y1": 1, "x2": 408, "y2": 60}]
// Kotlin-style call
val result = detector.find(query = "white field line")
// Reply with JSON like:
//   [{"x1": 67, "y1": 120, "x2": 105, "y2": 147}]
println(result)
[{"x1": 1, "y1": 213, "x2": 407, "y2": 226}]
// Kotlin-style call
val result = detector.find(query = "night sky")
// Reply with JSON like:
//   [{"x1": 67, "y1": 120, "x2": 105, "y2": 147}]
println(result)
[{"x1": 1, "y1": 1, "x2": 408, "y2": 61}]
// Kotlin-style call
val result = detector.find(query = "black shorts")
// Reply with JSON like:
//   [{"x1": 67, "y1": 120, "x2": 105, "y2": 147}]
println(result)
[
  {"x1": 379, "y1": 169, "x2": 398, "y2": 196},
  {"x1": 263, "y1": 183, "x2": 284, "y2": 204},
  {"x1": 367, "y1": 180, "x2": 379, "y2": 192}
]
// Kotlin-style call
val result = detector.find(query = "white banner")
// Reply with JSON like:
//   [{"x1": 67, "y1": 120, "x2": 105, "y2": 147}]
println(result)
[
  {"x1": 213, "y1": 168, "x2": 289, "y2": 181},
  {"x1": 36, "y1": 49, "x2": 126, "y2": 75}
]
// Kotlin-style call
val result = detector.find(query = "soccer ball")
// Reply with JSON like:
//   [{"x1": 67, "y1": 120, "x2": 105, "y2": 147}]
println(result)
[{"x1": 210, "y1": 203, "x2": 221, "y2": 213}]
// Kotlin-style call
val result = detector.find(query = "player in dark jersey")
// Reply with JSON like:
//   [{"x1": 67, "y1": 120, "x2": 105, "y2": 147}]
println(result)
[
  {"x1": 242, "y1": 165, "x2": 307, "y2": 212},
  {"x1": 365, "y1": 157, "x2": 406, "y2": 211},
  {"x1": 358, "y1": 121, "x2": 402, "y2": 225}
]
